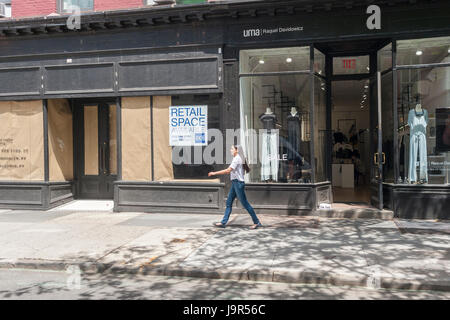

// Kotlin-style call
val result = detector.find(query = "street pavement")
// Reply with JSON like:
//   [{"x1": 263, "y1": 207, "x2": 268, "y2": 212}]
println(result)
[{"x1": 0, "y1": 204, "x2": 449, "y2": 297}]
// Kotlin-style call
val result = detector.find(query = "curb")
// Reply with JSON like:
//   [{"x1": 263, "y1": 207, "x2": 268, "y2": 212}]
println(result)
[
  {"x1": 1, "y1": 260, "x2": 449, "y2": 293},
  {"x1": 0, "y1": 260, "x2": 111, "y2": 274}
]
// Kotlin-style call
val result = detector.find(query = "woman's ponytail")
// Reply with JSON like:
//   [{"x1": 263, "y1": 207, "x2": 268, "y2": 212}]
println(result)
[
  {"x1": 243, "y1": 161, "x2": 251, "y2": 173},
  {"x1": 235, "y1": 145, "x2": 251, "y2": 173}
]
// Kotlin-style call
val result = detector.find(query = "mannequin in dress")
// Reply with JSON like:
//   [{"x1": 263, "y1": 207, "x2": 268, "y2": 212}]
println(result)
[
  {"x1": 259, "y1": 106, "x2": 278, "y2": 181},
  {"x1": 408, "y1": 97, "x2": 429, "y2": 184}
]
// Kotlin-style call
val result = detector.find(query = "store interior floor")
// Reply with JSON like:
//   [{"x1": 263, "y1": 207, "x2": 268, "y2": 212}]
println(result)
[{"x1": 332, "y1": 185, "x2": 371, "y2": 204}]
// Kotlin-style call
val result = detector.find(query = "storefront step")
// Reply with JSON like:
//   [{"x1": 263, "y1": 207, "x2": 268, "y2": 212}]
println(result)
[
  {"x1": 47, "y1": 200, "x2": 114, "y2": 212},
  {"x1": 233, "y1": 206, "x2": 393, "y2": 219},
  {"x1": 316, "y1": 208, "x2": 394, "y2": 220}
]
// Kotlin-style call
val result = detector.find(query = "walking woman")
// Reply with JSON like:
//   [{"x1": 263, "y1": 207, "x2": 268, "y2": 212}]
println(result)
[{"x1": 208, "y1": 145, "x2": 262, "y2": 229}]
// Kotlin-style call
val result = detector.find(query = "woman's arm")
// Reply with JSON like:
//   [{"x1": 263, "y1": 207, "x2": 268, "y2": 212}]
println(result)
[{"x1": 208, "y1": 167, "x2": 232, "y2": 177}]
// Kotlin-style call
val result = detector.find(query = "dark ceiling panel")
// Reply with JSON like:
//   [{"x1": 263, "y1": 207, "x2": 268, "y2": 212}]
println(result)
[{"x1": 315, "y1": 39, "x2": 391, "y2": 55}]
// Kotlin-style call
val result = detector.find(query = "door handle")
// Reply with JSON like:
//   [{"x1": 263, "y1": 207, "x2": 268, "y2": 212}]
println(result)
[{"x1": 373, "y1": 152, "x2": 385, "y2": 165}]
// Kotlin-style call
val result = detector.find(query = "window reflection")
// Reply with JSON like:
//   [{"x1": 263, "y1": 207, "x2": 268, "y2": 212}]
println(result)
[
  {"x1": 240, "y1": 47, "x2": 310, "y2": 74},
  {"x1": 397, "y1": 36, "x2": 450, "y2": 66}
]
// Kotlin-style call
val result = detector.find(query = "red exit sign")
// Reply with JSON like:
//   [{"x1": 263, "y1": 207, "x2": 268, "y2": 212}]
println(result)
[{"x1": 342, "y1": 59, "x2": 357, "y2": 69}]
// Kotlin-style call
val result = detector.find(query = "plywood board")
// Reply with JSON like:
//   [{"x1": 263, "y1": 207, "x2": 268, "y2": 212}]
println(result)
[
  {"x1": 48, "y1": 99, "x2": 73, "y2": 181},
  {"x1": 0, "y1": 100, "x2": 44, "y2": 181},
  {"x1": 122, "y1": 97, "x2": 151, "y2": 181},
  {"x1": 153, "y1": 96, "x2": 174, "y2": 181}
]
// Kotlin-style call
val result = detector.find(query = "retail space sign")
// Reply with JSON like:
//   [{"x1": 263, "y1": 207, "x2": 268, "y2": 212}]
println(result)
[{"x1": 169, "y1": 105, "x2": 208, "y2": 146}]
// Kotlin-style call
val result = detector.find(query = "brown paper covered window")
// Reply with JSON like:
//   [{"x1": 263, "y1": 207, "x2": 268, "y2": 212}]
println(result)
[
  {"x1": 48, "y1": 99, "x2": 74, "y2": 181},
  {"x1": 121, "y1": 97, "x2": 151, "y2": 181},
  {"x1": 0, "y1": 100, "x2": 44, "y2": 181}
]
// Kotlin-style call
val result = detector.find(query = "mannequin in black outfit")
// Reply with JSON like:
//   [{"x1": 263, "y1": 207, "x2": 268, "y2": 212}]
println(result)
[{"x1": 259, "y1": 108, "x2": 277, "y2": 131}]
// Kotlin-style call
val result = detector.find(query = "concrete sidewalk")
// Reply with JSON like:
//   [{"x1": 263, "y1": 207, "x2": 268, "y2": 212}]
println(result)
[{"x1": 0, "y1": 206, "x2": 449, "y2": 292}]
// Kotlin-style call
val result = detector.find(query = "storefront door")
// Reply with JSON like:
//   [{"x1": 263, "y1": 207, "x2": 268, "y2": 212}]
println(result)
[{"x1": 74, "y1": 101, "x2": 117, "y2": 199}]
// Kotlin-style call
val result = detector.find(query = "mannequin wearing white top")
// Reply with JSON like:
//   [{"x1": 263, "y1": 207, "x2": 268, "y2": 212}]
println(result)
[
  {"x1": 415, "y1": 103, "x2": 423, "y2": 113},
  {"x1": 259, "y1": 107, "x2": 278, "y2": 181}
]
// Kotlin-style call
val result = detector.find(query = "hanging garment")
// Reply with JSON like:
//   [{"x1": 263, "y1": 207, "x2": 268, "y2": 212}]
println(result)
[
  {"x1": 261, "y1": 131, "x2": 279, "y2": 181},
  {"x1": 408, "y1": 109, "x2": 428, "y2": 183},
  {"x1": 287, "y1": 113, "x2": 301, "y2": 162},
  {"x1": 349, "y1": 134, "x2": 358, "y2": 146},
  {"x1": 333, "y1": 131, "x2": 345, "y2": 144}
]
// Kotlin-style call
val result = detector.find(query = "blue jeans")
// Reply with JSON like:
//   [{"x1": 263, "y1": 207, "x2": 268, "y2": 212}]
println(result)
[{"x1": 221, "y1": 180, "x2": 260, "y2": 225}]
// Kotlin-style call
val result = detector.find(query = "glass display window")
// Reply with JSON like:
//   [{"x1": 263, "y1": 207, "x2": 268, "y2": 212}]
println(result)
[
  {"x1": 397, "y1": 36, "x2": 450, "y2": 66},
  {"x1": 397, "y1": 66, "x2": 450, "y2": 185},
  {"x1": 240, "y1": 46, "x2": 313, "y2": 183}
]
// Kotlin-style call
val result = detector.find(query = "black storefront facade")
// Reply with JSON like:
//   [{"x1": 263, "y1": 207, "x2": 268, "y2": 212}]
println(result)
[{"x1": 0, "y1": 0, "x2": 449, "y2": 219}]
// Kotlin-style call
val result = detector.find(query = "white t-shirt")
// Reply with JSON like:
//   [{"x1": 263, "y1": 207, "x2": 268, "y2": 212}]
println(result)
[{"x1": 229, "y1": 155, "x2": 245, "y2": 182}]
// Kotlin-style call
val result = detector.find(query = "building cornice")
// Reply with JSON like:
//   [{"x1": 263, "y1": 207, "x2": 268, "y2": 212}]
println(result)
[{"x1": 0, "y1": 0, "x2": 439, "y2": 38}]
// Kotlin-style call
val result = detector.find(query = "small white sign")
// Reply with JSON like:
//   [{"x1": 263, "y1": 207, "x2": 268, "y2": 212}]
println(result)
[
  {"x1": 319, "y1": 203, "x2": 332, "y2": 210},
  {"x1": 169, "y1": 105, "x2": 208, "y2": 146}
]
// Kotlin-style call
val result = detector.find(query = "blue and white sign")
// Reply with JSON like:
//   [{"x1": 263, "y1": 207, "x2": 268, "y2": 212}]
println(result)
[{"x1": 169, "y1": 105, "x2": 208, "y2": 146}]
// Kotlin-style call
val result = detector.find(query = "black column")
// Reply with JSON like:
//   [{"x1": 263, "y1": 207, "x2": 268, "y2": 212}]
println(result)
[
  {"x1": 150, "y1": 96, "x2": 154, "y2": 181},
  {"x1": 309, "y1": 45, "x2": 316, "y2": 183},
  {"x1": 393, "y1": 41, "x2": 399, "y2": 184},
  {"x1": 325, "y1": 53, "x2": 333, "y2": 182},
  {"x1": 43, "y1": 99, "x2": 49, "y2": 182},
  {"x1": 116, "y1": 96, "x2": 122, "y2": 181}
]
